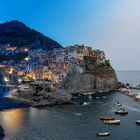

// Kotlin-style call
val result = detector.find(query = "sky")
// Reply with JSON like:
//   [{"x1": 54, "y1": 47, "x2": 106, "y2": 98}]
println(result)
[{"x1": 0, "y1": 0, "x2": 140, "y2": 70}]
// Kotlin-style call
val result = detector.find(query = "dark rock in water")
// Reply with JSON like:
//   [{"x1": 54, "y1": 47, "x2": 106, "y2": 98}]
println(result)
[{"x1": 0, "y1": 125, "x2": 5, "y2": 138}]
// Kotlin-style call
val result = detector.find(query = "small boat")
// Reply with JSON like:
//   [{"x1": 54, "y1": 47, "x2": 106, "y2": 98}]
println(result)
[
  {"x1": 95, "y1": 97, "x2": 100, "y2": 100},
  {"x1": 74, "y1": 113, "x2": 82, "y2": 116},
  {"x1": 100, "y1": 116, "x2": 114, "y2": 121},
  {"x1": 115, "y1": 101, "x2": 122, "y2": 106},
  {"x1": 130, "y1": 84, "x2": 140, "y2": 89},
  {"x1": 89, "y1": 95, "x2": 92, "y2": 99},
  {"x1": 83, "y1": 102, "x2": 89, "y2": 106},
  {"x1": 104, "y1": 120, "x2": 120, "y2": 125},
  {"x1": 96, "y1": 131, "x2": 110, "y2": 137},
  {"x1": 114, "y1": 108, "x2": 128, "y2": 115},
  {"x1": 136, "y1": 120, "x2": 140, "y2": 125},
  {"x1": 116, "y1": 103, "x2": 122, "y2": 106},
  {"x1": 102, "y1": 96, "x2": 106, "y2": 99},
  {"x1": 80, "y1": 102, "x2": 89, "y2": 106}
]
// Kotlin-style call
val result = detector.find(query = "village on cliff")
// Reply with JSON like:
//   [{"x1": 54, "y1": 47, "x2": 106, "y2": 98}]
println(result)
[{"x1": 0, "y1": 44, "x2": 109, "y2": 86}]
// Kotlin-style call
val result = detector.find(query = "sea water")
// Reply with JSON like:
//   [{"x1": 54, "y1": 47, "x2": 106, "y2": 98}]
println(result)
[{"x1": 0, "y1": 71, "x2": 140, "y2": 140}]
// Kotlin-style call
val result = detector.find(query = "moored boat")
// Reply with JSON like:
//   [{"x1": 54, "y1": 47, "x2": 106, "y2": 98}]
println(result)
[
  {"x1": 100, "y1": 116, "x2": 114, "y2": 121},
  {"x1": 80, "y1": 102, "x2": 89, "y2": 106},
  {"x1": 96, "y1": 131, "x2": 110, "y2": 137},
  {"x1": 102, "y1": 96, "x2": 106, "y2": 99},
  {"x1": 89, "y1": 95, "x2": 92, "y2": 99},
  {"x1": 103, "y1": 119, "x2": 120, "y2": 125},
  {"x1": 115, "y1": 101, "x2": 122, "y2": 106},
  {"x1": 130, "y1": 84, "x2": 140, "y2": 89},
  {"x1": 136, "y1": 120, "x2": 140, "y2": 125},
  {"x1": 114, "y1": 108, "x2": 128, "y2": 115},
  {"x1": 95, "y1": 97, "x2": 100, "y2": 100},
  {"x1": 116, "y1": 103, "x2": 122, "y2": 106},
  {"x1": 83, "y1": 102, "x2": 89, "y2": 106}
]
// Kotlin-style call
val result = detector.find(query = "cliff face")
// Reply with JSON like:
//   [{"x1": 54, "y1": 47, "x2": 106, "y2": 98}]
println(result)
[{"x1": 63, "y1": 56, "x2": 118, "y2": 94}]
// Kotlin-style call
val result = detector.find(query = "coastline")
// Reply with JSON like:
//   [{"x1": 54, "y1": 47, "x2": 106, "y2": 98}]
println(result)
[
  {"x1": 0, "y1": 82, "x2": 119, "y2": 111},
  {"x1": 1, "y1": 80, "x2": 139, "y2": 111}
]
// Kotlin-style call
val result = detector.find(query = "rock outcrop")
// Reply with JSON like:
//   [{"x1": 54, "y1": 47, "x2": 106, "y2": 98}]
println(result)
[
  {"x1": 10, "y1": 86, "x2": 72, "y2": 106},
  {"x1": 63, "y1": 56, "x2": 118, "y2": 94},
  {"x1": 0, "y1": 125, "x2": 5, "y2": 138}
]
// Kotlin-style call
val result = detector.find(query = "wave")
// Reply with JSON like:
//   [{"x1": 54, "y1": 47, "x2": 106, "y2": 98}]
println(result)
[
  {"x1": 123, "y1": 104, "x2": 140, "y2": 113},
  {"x1": 74, "y1": 113, "x2": 82, "y2": 116}
]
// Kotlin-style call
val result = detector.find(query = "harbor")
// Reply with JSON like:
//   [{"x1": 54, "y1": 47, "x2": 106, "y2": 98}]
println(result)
[{"x1": 1, "y1": 90, "x2": 140, "y2": 140}]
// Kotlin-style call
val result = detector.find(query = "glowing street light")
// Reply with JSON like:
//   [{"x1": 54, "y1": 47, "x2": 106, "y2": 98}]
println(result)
[
  {"x1": 18, "y1": 78, "x2": 22, "y2": 84},
  {"x1": 4, "y1": 77, "x2": 9, "y2": 82},
  {"x1": 8, "y1": 68, "x2": 14, "y2": 74},
  {"x1": 24, "y1": 57, "x2": 30, "y2": 61}
]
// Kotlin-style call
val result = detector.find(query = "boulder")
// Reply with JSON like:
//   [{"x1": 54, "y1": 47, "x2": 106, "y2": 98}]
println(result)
[{"x1": 0, "y1": 125, "x2": 5, "y2": 138}]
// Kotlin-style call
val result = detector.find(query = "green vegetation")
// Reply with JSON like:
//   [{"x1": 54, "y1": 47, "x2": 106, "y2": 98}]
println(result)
[
  {"x1": 104, "y1": 60, "x2": 111, "y2": 67},
  {"x1": 84, "y1": 56, "x2": 97, "y2": 65}
]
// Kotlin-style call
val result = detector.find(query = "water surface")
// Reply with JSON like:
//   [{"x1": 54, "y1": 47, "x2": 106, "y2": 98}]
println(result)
[{"x1": 0, "y1": 71, "x2": 140, "y2": 140}]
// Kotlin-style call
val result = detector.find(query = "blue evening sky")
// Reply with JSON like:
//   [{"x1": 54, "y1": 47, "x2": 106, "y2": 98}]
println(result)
[{"x1": 0, "y1": 0, "x2": 140, "y2": 70}]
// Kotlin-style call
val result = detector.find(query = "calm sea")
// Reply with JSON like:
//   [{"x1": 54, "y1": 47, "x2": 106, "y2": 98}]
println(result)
[{"x1": 0, "y1": 71, "x2": 140, "y2": 140}]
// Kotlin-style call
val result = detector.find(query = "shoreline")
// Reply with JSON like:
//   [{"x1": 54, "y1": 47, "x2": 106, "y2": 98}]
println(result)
[
  {"x1": 118, "y1": 87, "x2": 140, "y2": 101},
  {"x1": 1, "y1": 82, "x2": 140, "y2": 111},
  {"x1": 0, "y1": 89, "x2": 118, "y2": 111},
  {"x1": 0, "y1": 88, "x2": 139, "y2": 112}
]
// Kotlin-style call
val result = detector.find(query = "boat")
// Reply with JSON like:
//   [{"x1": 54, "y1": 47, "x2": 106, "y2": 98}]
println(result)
[
  {"x1": 89, "y1": 95, "x2": 92, "y2": 99},
  {"x1": 95, "y1": 97, "x2": 100, "y2": 100},
  {"x1": 102, "y1": 96, "x2": 106, "y2": 99},
  {"x1": 82, "y1": 102, "x2": 89, "y2": 106},
  {"x1": 136, "y1": 120, "x2": 140, "y2": 125},
  {"x1": 74, "y1": 113, "x2": 82, "y2": 116},
  {"x1": 115, "y1": 101, "x2": 122, "y2": 106},
  {"x1": 103, "y1": 120, "x2": 120, "y2": 125},
  {"x1": 80, "y1": 102, "x2": 89, "y2": 106},
  {"x1": 96, "y1": 131, "x2": 110, "y2": 137},
  {"x1": 114, "y1": 108, "x2": 128, "y2": 115},
  {"x1": 116, "y1": 103, "x2": 122, "y2": 106},
  {"x1": 130, "y1": 84, "x2": 140, "y2": 89},
  {"x1": 100, "y1": 116, "x2": 114, "y2": 121}
]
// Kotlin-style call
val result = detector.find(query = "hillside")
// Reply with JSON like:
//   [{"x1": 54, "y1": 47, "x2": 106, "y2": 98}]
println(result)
[{"x1": 0, "y1": 20, "x2": 62, "y2": 50}]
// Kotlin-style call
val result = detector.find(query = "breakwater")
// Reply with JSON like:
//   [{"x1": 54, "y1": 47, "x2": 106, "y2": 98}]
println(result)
[{"x1": 118, "y1": 87, "x2": 140, "y2": 101}]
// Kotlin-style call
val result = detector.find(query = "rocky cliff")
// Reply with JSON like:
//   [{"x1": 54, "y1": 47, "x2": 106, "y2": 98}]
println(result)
[{"x1": 63, "y1": 56, "x2": 118, "y2": 94}]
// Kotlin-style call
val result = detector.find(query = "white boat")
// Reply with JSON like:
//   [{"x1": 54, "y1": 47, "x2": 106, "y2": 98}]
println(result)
[
  {"x1": 83, "y1": 102, "x2": 89, "y2": 106},
  {"x1": 114, "y1": 108, "x2": 128, "y2": 115},
  {"x1": 115, "y1": 101, "x2": 122, "y2": 106},
  {"x1": 74, "y1": 113, "x2": 82, "y2": 116},
  {"x1": 95, "y1": 97, "x2": 100, "y2": 100},
  {"x1": 130, "y1": 84, "x2": 140, "y2": 89},
  {"x1": 136, "y1": 120, "x2": 140, "y2": 124},
  {"x1": 102, "y1": 96, "x2": 106, "y2": 99},
  {"x1": 97, "y1": 131, "x2": 110, "y2": 136},
  {"x1": 89, "y1": 95, "x2": 92, "y2": 99},
  {"x1": 104, "y1": 119, "x2": 120, "y2": 125}
]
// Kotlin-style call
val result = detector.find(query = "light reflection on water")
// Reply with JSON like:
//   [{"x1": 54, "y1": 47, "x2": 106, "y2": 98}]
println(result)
[
  {"x1": 0, "y1": 92, "x2": 140, "y2": 140},
  {"x1": 0, "y1": 71, "x2": 140, "y2": 139},
  {"x1": 0, "y1": 109, "x2": 24, "y2": 133}
]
